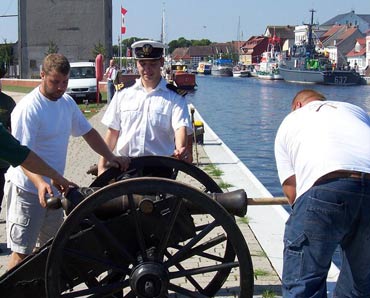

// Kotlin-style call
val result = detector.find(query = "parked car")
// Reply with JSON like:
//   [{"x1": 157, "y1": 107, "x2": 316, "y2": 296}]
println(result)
[{"x1": 66, "y1": 62, "x2": 101, "y2": 103}]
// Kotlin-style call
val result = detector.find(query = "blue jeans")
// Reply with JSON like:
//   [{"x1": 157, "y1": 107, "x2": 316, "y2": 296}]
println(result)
[
  {"x1": 107, "y1": 80, "x2": 115, "y2": 104},
  {"x1": 282, "y1": 176, "x2": 370, "y2": 298}
]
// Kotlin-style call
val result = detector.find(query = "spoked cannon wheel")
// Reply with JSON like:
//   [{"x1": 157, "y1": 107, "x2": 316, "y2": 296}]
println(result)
[
  {"x1": 90, "y1": 155, "x2": 222, "y2": 194},
  {"x1": 45, "y1": 178, "x2": 254, "y2": 297},
  {"x1": 89, "y1": 155, "x2": 235, "y2": 295}
]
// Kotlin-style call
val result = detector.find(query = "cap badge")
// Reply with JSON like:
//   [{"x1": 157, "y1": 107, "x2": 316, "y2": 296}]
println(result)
[{"x1": 142, "y1": 44, "x2": 153, "y2": 56}]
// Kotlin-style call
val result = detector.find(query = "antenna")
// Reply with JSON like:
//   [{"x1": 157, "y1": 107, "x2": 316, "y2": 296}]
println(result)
[{"x1": 237, "y1": 16, "x2": 241, "y2": 42}]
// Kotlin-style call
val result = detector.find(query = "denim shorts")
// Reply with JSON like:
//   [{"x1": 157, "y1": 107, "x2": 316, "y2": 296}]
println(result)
[
  {"x1": 5, "y1": 181, "x2": 63, "y2": 254},
  {"x1": 282, "y1": 176, "x2": 370, "y2": 298}
]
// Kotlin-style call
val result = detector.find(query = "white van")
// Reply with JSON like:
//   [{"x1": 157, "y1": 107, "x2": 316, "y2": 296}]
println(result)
[{"x1": 66, "y1": 62, "x2": 101, "y2": 103}]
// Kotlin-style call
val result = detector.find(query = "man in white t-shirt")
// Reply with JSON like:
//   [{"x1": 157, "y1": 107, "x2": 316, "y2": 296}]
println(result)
[
  {"x1": 105, "y1": 59, "x2": 118, "y2": 104},
  {"x1": 5, "y1": 53, "x2": 130, "y2": 270},
  {"x1": 275, "y1": 89, "x2": 370, "y2": 297}
]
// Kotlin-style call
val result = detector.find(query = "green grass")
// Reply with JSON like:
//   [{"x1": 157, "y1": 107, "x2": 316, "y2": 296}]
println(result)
[
  {"x1": 204, "y1": 164, "x2": 223, "y2": 177},
  {"x1": 218, "y1": 181, "x2": 233, "y2": 189},
  {"x1": 254, "y1": 269, "x2": 269, "y2": 279},
  {"x1": 237, "y1": 216, "x2": 250, "y2": 224},
  {"x1": 262, "y1": 290, "x2": 277, "y2": 298},
  {"x1": 2, "y1": 85, "x2": 34, "y2": 93},
  {"x1": 79, "y1": 103, "x2": 104, "y2": 119}
]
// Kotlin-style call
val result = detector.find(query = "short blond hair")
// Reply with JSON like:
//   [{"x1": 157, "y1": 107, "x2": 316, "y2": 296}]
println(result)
[{"x1": 42, "y1": 54, "x2": 70, "y2": 75}]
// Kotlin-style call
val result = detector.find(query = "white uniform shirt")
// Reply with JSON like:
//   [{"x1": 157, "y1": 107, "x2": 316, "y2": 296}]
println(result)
[
  {"x1": 8, "y1": 87, "x2": 92, "y2": 194},
  {"x1": 101, "y1": 78, "x2": 191, "y2": 157},
  {"x1": 275, "y1": 100, "x2": 370, "y2": 199}
]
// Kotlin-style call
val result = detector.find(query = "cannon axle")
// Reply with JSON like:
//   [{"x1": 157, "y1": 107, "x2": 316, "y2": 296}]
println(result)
[{"x1": 130, "y1": 262, "x2": 169, "y2": 298}]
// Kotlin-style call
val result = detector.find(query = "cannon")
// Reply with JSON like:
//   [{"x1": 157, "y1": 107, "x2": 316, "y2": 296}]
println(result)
[{"x1": 0, "y1": 156, "x2": 287, "y2": 298}]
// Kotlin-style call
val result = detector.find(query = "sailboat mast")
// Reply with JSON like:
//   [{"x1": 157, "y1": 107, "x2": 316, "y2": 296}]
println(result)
[{"x1": 237, "y1": 16, "x2": 240, "y2": 42}]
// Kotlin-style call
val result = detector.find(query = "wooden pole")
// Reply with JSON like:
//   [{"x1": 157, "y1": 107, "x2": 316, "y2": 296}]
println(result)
[
  {"x1": 247, "y1": 196, "x2": 289, "y2": 205},
  {"x1": 189, "y1": 104, "x2": 199, "y2": 165}
]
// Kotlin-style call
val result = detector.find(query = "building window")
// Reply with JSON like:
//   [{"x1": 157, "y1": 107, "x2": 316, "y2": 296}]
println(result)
[{"x1": 29, "y1": 60, "x2": 37, "y2": 68}]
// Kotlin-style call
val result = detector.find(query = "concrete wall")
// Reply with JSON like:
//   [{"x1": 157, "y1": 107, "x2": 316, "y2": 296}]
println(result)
[{"x1": 19, "y1": 0, "x2": 112, "y2": 79}]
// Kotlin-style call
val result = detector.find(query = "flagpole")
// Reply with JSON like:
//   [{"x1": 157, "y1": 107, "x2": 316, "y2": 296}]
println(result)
[
  {"x1": 119, "y1": 2, "x2": 123, "y2": 70},
  {"x1": 118, "y1": 35, "x2": 121, "y2": 70}
]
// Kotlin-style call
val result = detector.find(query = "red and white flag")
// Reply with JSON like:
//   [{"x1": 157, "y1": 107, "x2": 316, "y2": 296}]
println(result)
[{"x1": 121, "y1": 6, "x2": 127, "y2": 34}]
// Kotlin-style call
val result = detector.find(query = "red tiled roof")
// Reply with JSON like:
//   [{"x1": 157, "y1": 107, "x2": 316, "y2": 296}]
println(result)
[{"x1": 346, "y1": 47, "x2": 366, "y2": 57}]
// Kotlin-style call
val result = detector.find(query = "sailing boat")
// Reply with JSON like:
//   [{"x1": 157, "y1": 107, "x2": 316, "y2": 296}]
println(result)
[{"x1": 233, "y1": 16, "x2": 251, "y2": 77}]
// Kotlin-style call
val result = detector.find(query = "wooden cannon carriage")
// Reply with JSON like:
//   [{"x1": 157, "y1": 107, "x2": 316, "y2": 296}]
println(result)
[{"x1": 0, "y1": 156, "x2": 287, "y2": 298}]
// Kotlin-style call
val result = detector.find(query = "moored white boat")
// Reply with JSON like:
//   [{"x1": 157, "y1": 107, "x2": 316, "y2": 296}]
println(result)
[
  {"x1": 233, "y1": 65, "x2": 251, "y2": 77},
  {"x1": 211, "y1": 59, "x2": 233, "y2": 77},
  {"x1": 196, "y1": 61, "x2": 212, "y2": 75},
  {"x1": 257, "y1": 35, "x2": 284, "y2": 80}
]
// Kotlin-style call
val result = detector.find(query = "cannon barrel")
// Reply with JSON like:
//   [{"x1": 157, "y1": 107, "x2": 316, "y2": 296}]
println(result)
[{"x1": 47, "y1": 187, "x2": 289, "y2": 218}]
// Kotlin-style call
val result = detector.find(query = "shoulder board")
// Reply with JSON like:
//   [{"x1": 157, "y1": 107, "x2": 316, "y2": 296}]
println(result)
[
  {"x1": 115, "y1": 80, "x2": 136, "y2": 91},
  {"x1": 166, "y1": 83, "x2": 187, "y2": 97}
]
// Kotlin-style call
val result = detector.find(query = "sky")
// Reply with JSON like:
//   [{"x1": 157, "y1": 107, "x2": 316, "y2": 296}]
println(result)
[{"x1": 0, "y1": 0, "x2": 369, "y2": 45}]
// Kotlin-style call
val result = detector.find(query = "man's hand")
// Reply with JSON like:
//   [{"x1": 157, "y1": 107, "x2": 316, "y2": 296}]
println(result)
[
  {"x1": 106, "y1": 155, "x2": 131, "y2": 172},
  {"x1": 35, "y1": 175, "x2": 77, "y2": 208},
  {"x1": 51, "y1": 175, "x2": 78, "y2": 196},
  {"x1": 173, "y1": 147, "x2": 192, "y2": 163},
  {"x1": 36, "y1": 180, "x2": 54, "y2": 208}
]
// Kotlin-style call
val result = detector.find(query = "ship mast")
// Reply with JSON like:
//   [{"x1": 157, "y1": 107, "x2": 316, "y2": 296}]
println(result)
[{"x1": 304, "y1": 9, "x2": 317, "y2": 58}]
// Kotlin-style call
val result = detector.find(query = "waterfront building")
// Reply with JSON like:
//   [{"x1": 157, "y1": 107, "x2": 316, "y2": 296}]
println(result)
[
  {"x1": 321, "y1": 10, "x2": 370, "y2": 34},
  {"x1": 346, "y1": 38, "x2": 367, "y2": 73},
  {"x1": 18, "y1": 0, "x2": 112, "y2": 79},
  {"x1": 320, "y1": 25, "x2": 364, "y2": 67}
]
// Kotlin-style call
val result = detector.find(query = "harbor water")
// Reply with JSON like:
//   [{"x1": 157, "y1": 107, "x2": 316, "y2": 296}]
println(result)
[{"x1": 187, "y1": 75, "x2": 370, "y2": 197}]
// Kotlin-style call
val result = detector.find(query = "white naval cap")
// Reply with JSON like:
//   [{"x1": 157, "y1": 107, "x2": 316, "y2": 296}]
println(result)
[{"x1": 131, "y1": 40, "x2": 166, "y2": 60}]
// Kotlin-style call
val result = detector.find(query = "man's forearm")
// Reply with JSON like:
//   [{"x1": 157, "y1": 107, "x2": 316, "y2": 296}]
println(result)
[
  {"x1": 83, "y1": 128, "x2": 117, "y2": 160},
  {"x1": 175, "y1": 127, "x2": 187, "y2": 150},
  {"x1": 21, "y1": 151, "x2": 62, "y2": 180}
]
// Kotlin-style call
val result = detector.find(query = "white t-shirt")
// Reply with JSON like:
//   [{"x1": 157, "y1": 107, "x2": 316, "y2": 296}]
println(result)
[
  {"x1": 105, "y1": 66, "x2": 117, "y2": 82},
  {"x1": 101, "y1": 78, "x2": 191, "y2": 157},
  {"x1": 8, "y1": 87, "x2": 92, "y2": 194},
  {"x1": 275, "y1": 100, "x2": 370, "y2": 199}
]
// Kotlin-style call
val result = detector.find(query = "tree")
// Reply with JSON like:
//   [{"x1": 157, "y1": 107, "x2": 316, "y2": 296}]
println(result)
[
  {"x1": 191, "y1": 39, "x2": 212, "y2": 46},
  {"x1": 92, "y1": 41, "x2": 107, "y2": 59},
  {"x1": 120, "y1": 37, "x2": 147, "y2": 57},
  {"x1": 167, "y1": 37, "x2": 211, "y2": 53},
  {"x1": 0, "y1": 40, "x2": 12, "y2": 78},
  {"x1": 44, "y1": 40, "x2": 59, "y2": 56}
]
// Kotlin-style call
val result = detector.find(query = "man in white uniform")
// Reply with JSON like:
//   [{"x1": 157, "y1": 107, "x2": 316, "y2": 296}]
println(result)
[
  {"x1": 98, "y1": 40, "x2": 192, "y2": 175},
  {"x1": 6, "y1": 53, "x2": 130, "y2": 270},
  {"x1": 275, "y1": 89, "x2": 370, "y2": 297}
]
